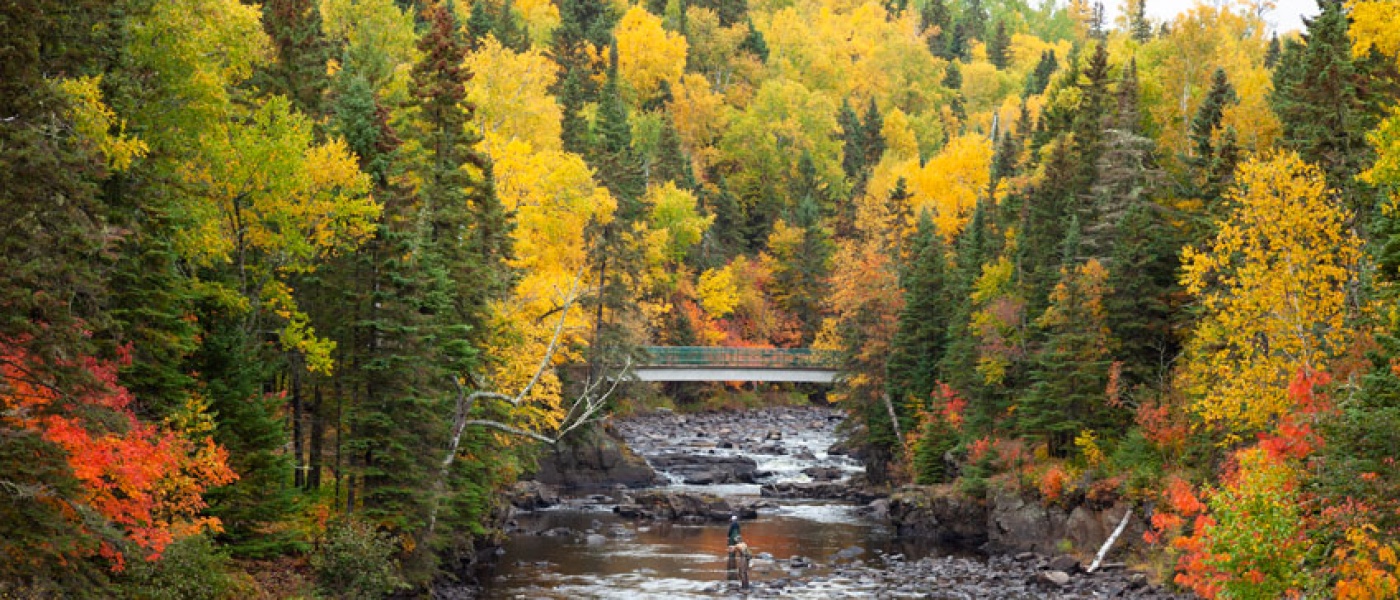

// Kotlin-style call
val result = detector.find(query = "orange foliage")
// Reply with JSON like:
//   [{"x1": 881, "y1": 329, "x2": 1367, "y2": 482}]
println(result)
[
  {"x1": 0, "y1": 337, "x2": 237, "y2": 569},
  {"x1": 1038, "y1": 464, "x2": 1069, "y2": 502}
]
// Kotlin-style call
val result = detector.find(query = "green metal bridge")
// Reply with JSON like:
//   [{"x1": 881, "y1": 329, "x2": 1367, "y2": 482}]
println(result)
[{"x1": 633, "y1": 346, "x2": 841, "y2": 383}]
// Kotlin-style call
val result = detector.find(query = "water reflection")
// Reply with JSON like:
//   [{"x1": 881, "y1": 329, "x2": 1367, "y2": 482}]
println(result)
[{"x1": 481, "y1": 504, "x2": 934, "y2": 599}]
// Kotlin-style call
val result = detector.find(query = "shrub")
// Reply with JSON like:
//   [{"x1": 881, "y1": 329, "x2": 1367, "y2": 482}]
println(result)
[
  {"x1": 119, "y1": 535, "x2": 236, "y2": 600},
  {"x1": 311, "y1": 519, "x2": 407, "y2": 600}
]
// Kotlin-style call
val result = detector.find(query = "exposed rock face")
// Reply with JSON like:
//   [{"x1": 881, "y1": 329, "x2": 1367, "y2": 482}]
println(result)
[
  {"x1": 887, "y1": 486, "x2": 1145, "y2": 557},
  {"x1": 528, "y1": 422, "x2": 662, "y2": 489},
  {"x1": 986, "y1": 490, "x2": 1141, "y2": 555},
  {"x1": 886, "y1": 485, "x2": 991, "y2": 547}
]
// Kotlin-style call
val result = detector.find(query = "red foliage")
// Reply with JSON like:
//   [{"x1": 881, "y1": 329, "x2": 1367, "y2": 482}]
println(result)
[
  {"x1": 933, "y1": 382, "x2": 966, "y2": 431},
  {"x1": 1, "y1": 336, "x2": 237, "y2": 569}
]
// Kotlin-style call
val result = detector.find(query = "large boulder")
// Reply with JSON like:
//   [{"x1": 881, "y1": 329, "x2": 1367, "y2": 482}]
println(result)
[
  {"x1": 648, "y1": 453, "x2": 761, "y2": 484},
  {"x1": 529, "y1": 422, "x2": 661, "y2": 490},
  {"x1": 617, "y1": 490, "x2": 756, "y2": 521},
  {"x1": 887, "y1": 485, "x2": 990, "y2": 547}
]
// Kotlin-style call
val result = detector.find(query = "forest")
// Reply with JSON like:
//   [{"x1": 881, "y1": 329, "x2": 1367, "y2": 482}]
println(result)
[{"x1": 4, "y1": 0, "x2": 1400, "y2": 597}]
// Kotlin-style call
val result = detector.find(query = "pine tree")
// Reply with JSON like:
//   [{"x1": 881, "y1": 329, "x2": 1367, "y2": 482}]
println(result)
[
  {"x1": 1025, "y1": 50, "x2": 1058, "y2": 96},
  {"x1": 1185, "y1": 67, "x2": 1240, "y2": 223},
  {"x1": 860, "y1": 97, "x2": 886, "y2": 174},
  {"x1": 466, "y1": 0, "x2": 495, "y2": 51},
  {"x1": 942, "y1": 61, "x2": 963, "y2": 90},
  {"x1": 495, "y1": 0, "x2": 530, "y2": 52},
  {"x1": 652, "y1": 115, "x2": 696, "y2": 189},
  {"x1": 838, "y1": 98, "x2": 865, "y2": 182}
]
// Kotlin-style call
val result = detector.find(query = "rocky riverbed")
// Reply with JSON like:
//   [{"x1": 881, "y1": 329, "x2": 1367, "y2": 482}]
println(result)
[{"x1": 481, "y1": 406, "x2": 1189, "y2": 599}]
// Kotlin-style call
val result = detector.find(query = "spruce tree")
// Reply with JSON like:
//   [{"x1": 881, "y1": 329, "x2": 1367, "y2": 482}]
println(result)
[
  {"x1": 921, "y1": 0, "x2": 952, "y2": 59},
  {"x1": 652, "y1": 115, "x2": 696, "y2": 189},
  {"x1": 1025, "y1": 50, "x2": 1058, "y2": 96},
  {"x1": 1270, "y1": 0, "x2": 1399, "y2": 222},
  {"x1": 1128, "y1": 0, "x2": 1152, "y2": 43},
  {"x1": 496, "y1": 0, "x2": 530, "y2": 52},
  {"x1": 739, "y1": 19, "x2": 770, "y2": 62},
  {"x1": 887, "y1": 211, "x2": 951, "y2": 410},
  {"x1": 1020, "y1": 222, "x2": 1118, "y2": 457},
  {"x1": 466, "y1": 0, "x2": 495, "y2": 51},
  {"x1": 255, "y1": 0, "x2": 330, "y2": 120},
  {"x1": 987, "y1": 21, "x2": 1010, "y2": 69}
]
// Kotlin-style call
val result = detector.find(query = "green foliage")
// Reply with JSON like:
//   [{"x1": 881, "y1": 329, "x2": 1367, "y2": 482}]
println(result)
[
  {"x1": 118, "y1": 535, "x2": 237, "y2": 600},
  {"x1": 312, "y1": 519, "x2": 407, "y2": 599}
]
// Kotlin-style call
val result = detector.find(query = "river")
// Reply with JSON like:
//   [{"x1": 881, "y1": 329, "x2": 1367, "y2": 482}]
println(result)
[{"x1": 478, "y1": 406, "x2": 1188, "y2": 599}]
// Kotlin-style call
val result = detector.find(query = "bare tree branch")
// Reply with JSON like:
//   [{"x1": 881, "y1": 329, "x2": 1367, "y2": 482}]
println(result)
[{"x1": 429, "y1": 266, "x2": 635, "y2": 532}]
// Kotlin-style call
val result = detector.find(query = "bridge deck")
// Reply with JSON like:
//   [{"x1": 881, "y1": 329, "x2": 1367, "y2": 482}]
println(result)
[{"x1": 630, "y1": 347, "x2": 840, "y2": 383}]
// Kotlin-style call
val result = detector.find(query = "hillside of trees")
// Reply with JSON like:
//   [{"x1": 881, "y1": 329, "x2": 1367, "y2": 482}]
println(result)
[{"x1": 5, "y1": 0, "x2": 1400, "y2": 597}]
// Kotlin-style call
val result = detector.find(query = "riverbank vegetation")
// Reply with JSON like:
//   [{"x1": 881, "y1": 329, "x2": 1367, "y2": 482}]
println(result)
[{"x1": 4, "y1": 0, "x2": 1400, "y2": 597}]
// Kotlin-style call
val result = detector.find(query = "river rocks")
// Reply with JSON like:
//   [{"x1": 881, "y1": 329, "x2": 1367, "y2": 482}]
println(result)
[
  {"x1": 802, "y1": 466, "x2": 845, "y2": 481},
  {"x1": 506, "y1": 480, "x2": 560, "y2": 510},
  {"x1": 528, "y1": 422, "x2": 662, "y2": 490},
  {"x1": 613, "y1": 490, "x2": 755, "y2": 521},
  {"x1": 760, "y1": 481, "x2": 882, "y2": 503},
  {"x1": 647, "y1": 453, "x2": 761, "y2": 484}
]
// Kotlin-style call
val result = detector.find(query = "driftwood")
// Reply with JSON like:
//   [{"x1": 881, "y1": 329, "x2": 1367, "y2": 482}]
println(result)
[{"x1": 1087, "y1": 508, "x2": 1133, "y2": 573}]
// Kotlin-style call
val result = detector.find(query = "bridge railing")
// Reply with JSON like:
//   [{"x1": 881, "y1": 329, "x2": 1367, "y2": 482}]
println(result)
[{"x1": 643, "y1": 346, "x2": 841, "y2": 369}]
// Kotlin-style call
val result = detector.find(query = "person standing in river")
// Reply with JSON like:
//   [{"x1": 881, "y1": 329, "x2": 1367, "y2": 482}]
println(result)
[
  {"x1": 728, "y1": 514, "x2": 741, "y2": 546},
  {"x1": 727, "y1": 535, "x2": 752, "y2": 591}
]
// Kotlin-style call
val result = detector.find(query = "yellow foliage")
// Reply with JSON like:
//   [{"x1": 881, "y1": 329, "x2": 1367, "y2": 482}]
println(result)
[
  {"x1": 615, "y1": 6, "x2": 688, "y2": 106},
  {"x1": 881, "y1": 107, "x2": 920, "y2": 162},
  {"x1": 759, "y1": 1, "x2": 942, "y2": 113},
  {"x1": 1180, "y1": 152, "x2": 1361, "y2": 437},
  {"x1": 1335, "y1": 525, "x2": 1400, "y2": 600},
  {"x1": 697, "y1": 265, "x2": 740, "y2": 318},
  {"x1": 904, "y1": 133, "x2": 993, "y2": 241},
  {"x1": 1349, "y1": 1, "x2": 1400, "y2": 66},
  {"x1": 515, "y1": 0, "x2": 561, "y2": 46},
  {"x1": 645, "y1": 182, "x2": 712, "y2": 265},
  {"x1": 1138, "y1": 4, "x2": 1279, "y2": 169},
  {"x1": 465, "y1": 36, "x2": 562, "y2": 154},
  {"x1": 57, "y1": 76, "x2": 149, "y2": 171},
  {"x1": 669, "y1": 74, "x2": 732, "y2": 171},
  {"x1": 1074, "y1": 429, "x2": 1105, "y2": 468}
]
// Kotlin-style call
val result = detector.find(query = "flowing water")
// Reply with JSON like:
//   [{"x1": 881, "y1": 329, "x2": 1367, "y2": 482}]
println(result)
[{"x1": 479, "y1": 408, "x2": 942, "y2": 599}]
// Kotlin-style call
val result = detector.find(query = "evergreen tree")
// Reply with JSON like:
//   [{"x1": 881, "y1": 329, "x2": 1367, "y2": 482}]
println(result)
[
  {"x1": 739, "y1": 19, "x2": 769, "y2": 62},
  {"x1": 1127, "y1": 0, "x2": 1152, "y2": 43},
  {"x1": 987, "y1": 21, "x2": 1011, "y2": 69},
  {"x1": 466, "y1": 0, "x2": 495, "y2": 51},
  {"x1": 1025, "y1": 50, "x2": 1058, "y2": 96},
  {"x1": 1264, "y1": 33, "x2": 1281, "y2": 69},
  {"x1": 921, "y1": 0, "x2": 952, "y2": 59},
  {"x1": 860, "y1": 97, "x2": 886, "y2": 173},
  {"x1": 495, "y1": 0, "x2": 530, "y2": 52},
  {"x1": 887, "y1": 211, "x2": 951, "y2": 410},
  {"x1": 652, "y1": 115, "x2": 696, "y2": 189},
  {"x1": 1185, "y1": 67, "x2": 1240, "y2": 223},
  {"x1": 255, "y1": 0, "x2": 330, "y2": 120},
  {"x1": 942, "y1": 61, "x2": 963, "y2": 90},
  {"x1": 1270, "y1": 0, "x2": 1399, "y2": 222},
  {"x1": 1020, "y1": 223, "x2": 1118, "y2": 457},
  {"x1": 838, "y1": 98, "x2": 864, "y2": 182}
]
